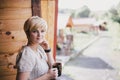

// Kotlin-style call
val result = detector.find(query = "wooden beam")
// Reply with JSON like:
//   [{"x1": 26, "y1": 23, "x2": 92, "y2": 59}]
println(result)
[
  {"x1": 53, "y1": 0, "x2": 58, "y2": 60},
  {"x1": 31, "y1": 0, "x2": 41, "y2": 17}
]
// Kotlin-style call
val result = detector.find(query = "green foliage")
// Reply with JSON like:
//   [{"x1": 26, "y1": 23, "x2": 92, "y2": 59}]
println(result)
[
  {"x1": 71, "y1": 5, "x2": 91, "y2": 18},
  {"x1": 77, "y1": 6, "x2": 91, "y2": 18},
  {"x1": 71, "y1": 12, "x2": 75, "y2": 18},
  {"x1": 108, "y1": 2, "x2": 120, "y2": 24}
]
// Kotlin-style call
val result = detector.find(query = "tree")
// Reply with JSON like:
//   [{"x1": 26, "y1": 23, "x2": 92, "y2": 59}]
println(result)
[
  {"x1": 71, "y1": 5, "x2": 91, "y2": 18},
  {"x1": 109, "y1": 2, "x2": 120, "y2": 24},
  {"x1": 78, "y1": 6, "x2": 91, "y2": 18}
]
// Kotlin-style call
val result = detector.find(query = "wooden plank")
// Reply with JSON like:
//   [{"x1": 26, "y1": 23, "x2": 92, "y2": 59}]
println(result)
[
  {"x1": 0, "y1": 0, "x2": 31, "y2": 8},
  {"x1": 0, "y1": 8, "x2": 32, "y2": 20},
  {"x1": 41, "y1": 0, "x2": 48, "y2": 20},
  {"x1": 0, "y1": 65, "x2": 17, "y2": 76},
  {"x1": 0, "y1": 41, "x2": 26, "y2": 54},
  {"x1": 0, "y1": 55, "x2": 8, "y2": 66},
  {"x1": 0, "y1": 30, "x2": 27, "y2": 42},
  {"x1": 0, "y1": 19, "x2": 26, "y2": 31},
  {"x1": 0, "y1": 75, "x2": 16, "y2": 80}
]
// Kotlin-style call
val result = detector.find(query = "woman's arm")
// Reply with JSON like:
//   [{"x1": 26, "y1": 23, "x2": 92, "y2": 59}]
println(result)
[
  {"x1": 35, "y1": 68, "x2": 58, "y2": 80},
  {"x1": 16, "y1": 69, "x2": 58, "y2": 80},
  {"x1": 40, "y1": 40, "x2": 55, "y2": 68},
  {"x1": 16, "y1": 72, "x2": 30, "y2": 80},
  {"x1": 46, "y1": 52, "x2": 55, "y2": 68}
]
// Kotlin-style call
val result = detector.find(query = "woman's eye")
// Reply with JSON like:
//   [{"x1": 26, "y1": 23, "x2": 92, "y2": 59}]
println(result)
[
  {"x1": 32, "y1": 29, "x2": 45, "y2": 33},
  {"x1": 41, "y1": 30, "x2": 45, "y2": 33},
  {"x1": 32, "y1": 30, "x2": 38, "y2": 33}
]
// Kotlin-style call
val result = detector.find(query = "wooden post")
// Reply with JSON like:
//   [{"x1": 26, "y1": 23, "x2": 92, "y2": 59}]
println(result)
[
  {"x1": 31, "y1": 0, "x2": 41, "y2": 17},
  {"x1": 53, "y1": 0, "x2": 58, "y2": 60},
  {"x1": 41, "y1": 0, "x2": 58, "y2": 60}
]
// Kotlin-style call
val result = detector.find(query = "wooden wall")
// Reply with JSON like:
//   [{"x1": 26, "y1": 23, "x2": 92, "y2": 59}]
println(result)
[
  {"x1": 41, "y1": 0, "x2": 57, "y2": 58},
  {"x1": 0, "y1": 0, "x2": 57, "y2": 80}
]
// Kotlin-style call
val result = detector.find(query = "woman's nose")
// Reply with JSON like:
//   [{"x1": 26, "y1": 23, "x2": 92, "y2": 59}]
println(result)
[{"x1": 37, "y1": 31, "x2": 41, "y2": 36}]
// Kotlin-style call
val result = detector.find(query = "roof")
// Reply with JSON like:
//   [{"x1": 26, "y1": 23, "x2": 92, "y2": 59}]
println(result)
[
  {"x1": 66, "y1": 17, "x2": 74, "y2": 28},
  {"x1": 57, "y1": 13, "x2": 73, "y2": 29}
]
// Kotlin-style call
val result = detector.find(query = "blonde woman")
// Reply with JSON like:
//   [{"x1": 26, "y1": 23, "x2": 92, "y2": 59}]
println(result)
[{"x1": 16, "y1": 16, "x2": 58, "y2": 80}]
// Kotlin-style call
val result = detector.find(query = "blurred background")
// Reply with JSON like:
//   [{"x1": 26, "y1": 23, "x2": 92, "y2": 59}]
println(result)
[
  {"x1": 57, "y1": 0, "x2": 120, "y2": 55},
  {"x1": 56, "y1": 0, "x2": 120, "y2": 80}
]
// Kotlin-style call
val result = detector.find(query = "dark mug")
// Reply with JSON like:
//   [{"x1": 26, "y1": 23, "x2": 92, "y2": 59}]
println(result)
[{"x1": 52, "y1": 62, "x2": 62, "y2": 77}]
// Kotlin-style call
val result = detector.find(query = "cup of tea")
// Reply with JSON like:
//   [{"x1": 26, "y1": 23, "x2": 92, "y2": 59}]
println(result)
[{"x1": 52, "y1": 62, "x2": 62, "y2": 77}]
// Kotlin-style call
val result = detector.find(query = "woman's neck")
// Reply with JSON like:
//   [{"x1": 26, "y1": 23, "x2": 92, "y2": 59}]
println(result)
[{"x1": 28, "y1": 43, "x2": 39, "y2": 52}]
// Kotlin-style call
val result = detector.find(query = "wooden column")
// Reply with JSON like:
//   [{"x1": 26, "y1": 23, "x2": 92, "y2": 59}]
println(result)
[
  {"x1": 41, "y1": 0, "x2": 57, "y2": 60},
  {"x1": 31, "y1": 0, "x2": 41, "y2": 16},
  {"x1": 53, "y1": 0, "x2": 58, "y2": 60}
]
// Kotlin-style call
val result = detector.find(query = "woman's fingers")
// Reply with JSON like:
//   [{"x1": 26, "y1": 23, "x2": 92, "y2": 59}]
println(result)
[
  {"x1": 40, "y1": 40, "x2": 50, "y2": 49},
  {"x1": 51, "y1": 68, "x2": 58, "y2": 77}
]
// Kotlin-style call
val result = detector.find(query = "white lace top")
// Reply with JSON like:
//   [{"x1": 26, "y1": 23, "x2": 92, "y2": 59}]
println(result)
[{"x1": 16, "y1": 45, "x2": 49, "y2": 80}]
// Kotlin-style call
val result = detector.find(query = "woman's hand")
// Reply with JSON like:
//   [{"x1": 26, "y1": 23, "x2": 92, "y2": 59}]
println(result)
[
  {"x1": 34, "y1": 68, "x2": 58, "y2": 80},
  {"x1": 40, "y1": 39, "x2": 50, "y2": 50},
  {"x1": 46, "y1": 68, "x2": 58, "y2": 80}
]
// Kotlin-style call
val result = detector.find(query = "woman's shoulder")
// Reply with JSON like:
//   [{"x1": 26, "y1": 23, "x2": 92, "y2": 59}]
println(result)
[
  {"x1": 21, "y1": 45, "x2": 29, "y2": 49},
  {"x1": 17, "y1": 45, "x2": 36, "y2": 63},
  {"x1": 16, "y1": 46, "x2": 36, "y2": 72},
  {"x1": 19, "y1": 45, "x2": 33, "y2": 56},
  {"x1": 20, "y1": 45, "x2": 28, "y2": 52}
]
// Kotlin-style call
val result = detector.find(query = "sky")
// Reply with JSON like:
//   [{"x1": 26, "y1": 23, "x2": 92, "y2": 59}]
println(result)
[{"x1": 59, "y1": 0, "x2": 120, "y2": 11}]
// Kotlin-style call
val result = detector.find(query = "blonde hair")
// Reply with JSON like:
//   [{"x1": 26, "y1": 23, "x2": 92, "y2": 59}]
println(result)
[{"x1": 24, "y1": 16, "x2": 48, "y2": 38}]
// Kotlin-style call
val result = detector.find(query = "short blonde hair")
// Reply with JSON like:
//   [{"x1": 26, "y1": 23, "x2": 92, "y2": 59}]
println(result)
[{"x1": 24, "y1": 16, "x2": 48, "y2": 37}]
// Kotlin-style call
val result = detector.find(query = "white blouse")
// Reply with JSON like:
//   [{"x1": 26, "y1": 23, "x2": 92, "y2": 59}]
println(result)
[{"x1": 16, "y1": 45, "x2": 49, "y2": 80}]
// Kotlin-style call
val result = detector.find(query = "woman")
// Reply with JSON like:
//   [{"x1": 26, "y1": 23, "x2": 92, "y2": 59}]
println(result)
[{"x1": 16, "y1": 16, "x2": 58, "y2": 80}]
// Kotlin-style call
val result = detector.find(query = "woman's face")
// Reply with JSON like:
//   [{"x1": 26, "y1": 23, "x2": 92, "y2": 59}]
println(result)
[{"x1": 29, "y1": 27, "x2": 46, "y2": 44}]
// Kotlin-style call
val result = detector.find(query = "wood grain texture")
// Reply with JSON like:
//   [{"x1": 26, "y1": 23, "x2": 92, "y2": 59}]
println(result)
[{"x1": 0, "y1": 0, "x2": 31, "y2": 8}]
